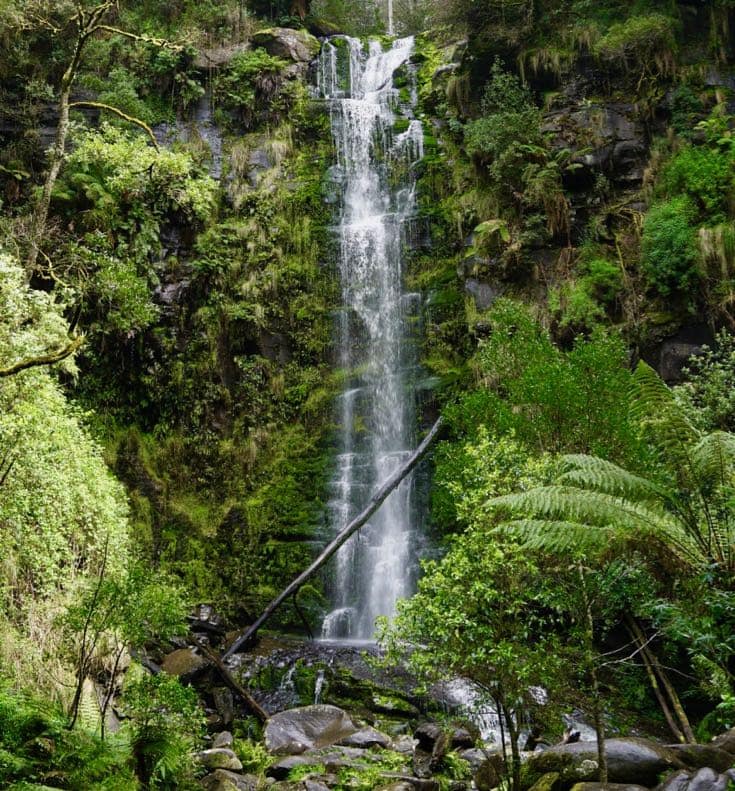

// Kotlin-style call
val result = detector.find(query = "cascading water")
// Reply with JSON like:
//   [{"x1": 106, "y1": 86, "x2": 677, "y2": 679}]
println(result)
[{"x1": 318, "y1": 37, "x2": 424, "y2": 641}]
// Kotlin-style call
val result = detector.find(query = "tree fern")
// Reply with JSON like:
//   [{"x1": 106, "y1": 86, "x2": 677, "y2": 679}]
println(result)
[{"x1": 558, "y1": 454, "x2": 666, "y2": 502}]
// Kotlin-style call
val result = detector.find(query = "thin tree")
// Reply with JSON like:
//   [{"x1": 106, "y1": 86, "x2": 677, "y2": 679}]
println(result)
[{"x1": 24, "y1": 0, "x2": 181, "y2": 270}]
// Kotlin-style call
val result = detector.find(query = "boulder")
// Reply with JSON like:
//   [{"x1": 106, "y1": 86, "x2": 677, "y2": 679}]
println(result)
[
  {"x1": 338, "y1": 726, "x2": 392, "y2": 749},
  {"x1": 201, "y1": 770, "x2": 259, "y2": 791},
  {"x1": 265, "y1": 705, "x2": 358, "y2": 755},
  {"x1": 688, "y1": 768, "x2": 728, "y2": 791},
  {"x1": 524, "y1": 738, "x2": 683, "y2": 787},
  {"x1": 213, "y1": 731, "x2": 234, "y2": 749},
  {"x1": 196, "y1": 748, "x2": 243, "y2": 772},
  {"x1": 668, "y1": 744, "x2": 734, "y2": 773},
  {"x1": 713, "y1": 729, "x2": 735, "y2": 756},
  {"x1": 450, "y1": 727, "x2": 476, "y2": 749},
  {"x1": 475, "y1": 753, "x2": 504, "y2": 791},
  {"x1": 161, "y1": 647, "x2": 208, "y2": 681},
  {"x1": 414, "y1": 723, "x2": 445, "y2": 753},
  {"x1": 304, "y1": 781, "x2": 330, "y2": 791},
  {"x1": 658, "y1": 769, "x2": 695, "y2": 791},
  {"x1": 251, "y1": 28, "x2": 320, "y2": 63}
]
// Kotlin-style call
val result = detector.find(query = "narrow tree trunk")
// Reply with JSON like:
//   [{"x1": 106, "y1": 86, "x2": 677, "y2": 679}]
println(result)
[
  {"x1": 222, "y1": 417, "x2": 444, "y2": 659},
  {"x1": 578, "y1": 565, "x2": 607, "y2": 784},
  {"x1": 624, "y1": 621, "x2": 685, "y2": 743},
  {"x1": 503, "y1": 700, "x2": 522, "y2": 791},
  {"x1": 626, "y1": 615, "x2": 696, "y2": 743}
]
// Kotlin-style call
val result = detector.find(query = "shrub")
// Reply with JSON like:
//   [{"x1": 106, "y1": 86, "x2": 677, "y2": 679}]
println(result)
[
  {"x1": 594, "y1": 13, "x2": 677, "y2": 75},
  {"x1": 661, "y1": 145, "x2": 734, "y2": 225},
  {"x1": 640, "y1": 196, "x2": 700, "y2": 296}
]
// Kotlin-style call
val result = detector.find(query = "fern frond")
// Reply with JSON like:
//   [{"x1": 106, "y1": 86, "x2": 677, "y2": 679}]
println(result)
[
  {"x1": 490, "y1": 485, "x2": 668, "y2": 530},
  {"x1": 490, "y1": 485, "x2": 701, "y2": 566},
  {"x1": 691, "y1": 431, "x2": 735, "y2": 490},
  {"x1": 496, "y1": 518, "x2": 616, "y2": 553},
  {"x1": 632, "y1": 362, "x2": 699, "y2": 464},
  {"x1": 559, "y1": 454, "x2": 668, "y2": 502}
]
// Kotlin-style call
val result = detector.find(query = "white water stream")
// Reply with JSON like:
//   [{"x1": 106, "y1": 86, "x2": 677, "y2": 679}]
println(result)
[{"x1": 319, "y1": 37, "x2": 424, "y2": 640}]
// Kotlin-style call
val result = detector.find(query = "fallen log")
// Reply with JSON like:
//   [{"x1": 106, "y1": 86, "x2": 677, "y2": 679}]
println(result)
[{"x1": 222, "y1": 416, "x2": 444, "y2": 659}]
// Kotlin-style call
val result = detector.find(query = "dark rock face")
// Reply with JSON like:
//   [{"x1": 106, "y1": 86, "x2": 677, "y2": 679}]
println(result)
[{"x1": 264, "y1": 705, "x2": 358, "y2": 755}]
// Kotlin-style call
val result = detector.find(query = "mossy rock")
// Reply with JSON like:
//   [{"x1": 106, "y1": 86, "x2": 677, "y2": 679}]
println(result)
[
  {"x1": 251, "y1": 28, "x2": 320, "y2": 64},
  {"x1": 527, "y1": 772, "x2": 561, "y2": 791}
]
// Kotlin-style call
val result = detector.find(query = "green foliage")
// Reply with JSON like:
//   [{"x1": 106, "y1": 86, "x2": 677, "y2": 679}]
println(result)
[
  {"x1": 464, "y1": 61, "x2": 544, "y2": 206},
  {"x1": 661, "y1": 146, "x2": 734, "y2": 225},
  {"x1": 380, "y1": 539, "x2": 568, "y2": 791},
  {"x1": 490, "y1": 362, "x2": 735, "y2": 577},
  {"x1": 640, "y1": 196, "x2": 700, "y2": 296},
  {"x1": 454, "y1": 299, "x2": 643, "y2": 461},
  {"x1": 675, "y1": 330, "x2": 735, "y2": 432},
  {"x1": 549, "y1": 256, "x2": 622, "y2": 330},
  {"x1": 215, "y1": 49, "x2": 293, "y2": 130},
  {"x1": 0, "y1": 254, "x2": 130, "y2": 620},
  {"x1": 123, "y1": 671, "x2": 205, "y2": 790},
  {"x1": 433, "y1": 427, "x2": 555, "y2": 533},
  {"x1": 593, "y1": 13, "x2": 677, "y2": 75},
  {"x1": 0, "y1": 684, "x2": 137, "y2": 790}
]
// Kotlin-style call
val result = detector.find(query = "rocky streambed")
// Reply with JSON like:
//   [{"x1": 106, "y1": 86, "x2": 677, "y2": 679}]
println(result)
[{"x1": 152, "y1": 616, "x2": 735, "y2": 791}]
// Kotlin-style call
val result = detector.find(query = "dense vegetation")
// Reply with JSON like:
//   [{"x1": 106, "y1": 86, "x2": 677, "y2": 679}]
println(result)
[{"x1": 3, "y1": 0, "x2": 735, "y2": 787}]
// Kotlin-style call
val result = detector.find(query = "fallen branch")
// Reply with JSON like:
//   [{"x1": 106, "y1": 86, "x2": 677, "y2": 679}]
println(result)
[
  {"x1": 0, "y1": 335, "x2": 84, "y2": 378},
  {"x1": 222, "y1": 416, "x2": 445, "y2": 659},
  {"x1": 69, "y1": 102, "x2": 160, "y2": 150},
  {"x1": 196, "y1": 642, "x2": 268, "y2": 723}
]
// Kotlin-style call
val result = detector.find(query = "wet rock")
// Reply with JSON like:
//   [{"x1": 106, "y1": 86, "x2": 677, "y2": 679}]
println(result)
[
  {"x1": 525, "y1": 738, "x2": 683, "y2": 787},
  {"x1": 381, "y1": 776, "x2": 440, "y2": 791},
  {"x1": 213, "y1": 688, "x2": 235, "y2": 726},
  {"x1": 658, "y1": 341, "x2": 703, "y2": 383},
  {"x1": 161, "y1": 647, "x2": 208, "y2": 681},
  {"x1": 392, "y1": 735, "x2": 417, "y2": 754},
  {"x1": 414, "y1": 723, "x2": 445, "y2": 753},
  {"x1": 464, "y1": 277, "x2": 501, "y2": 311},
  {"x1": 450, "y1": 727, "x2": 476, "y2": 749},
  {"x1": 475, "y1": 753, "x2": 504, "y2": 791},
  {"x1": 690, "y1": 767, "x2": 729, "y2": 791},
  {"x1": 266, "y1": 755, "x2": 316, "y2": 780},
  {"x1": 196, "y1": 748, "x2": 243, "y2": 771},
  {"x1": 213, "y1": 731, "x2": 234, "y2": 749},
  {"x1": 658, "y1": 770, "x2": 694, "y2": 791},
  {"x1": 304, "y1": 781, "x2": 330, "y2": 791},
  {"x1": 338, "y1": 726, "x2": 392, "y2": 749},
  {"x1": 251, "y1": 28, "x2": 320, "y2": 63},
  {"x1": 265, "y1": 705, "x2": 358, "y2": 755},
  {"x1": 668, "y1": 743, "x2": 734, "y2": 772},
  {"x1": 201, "y1": 770, "x2": 259, "y2": 791},
  {"x1": 378, "y1": 784, "x2": 414, "y2": 791}
]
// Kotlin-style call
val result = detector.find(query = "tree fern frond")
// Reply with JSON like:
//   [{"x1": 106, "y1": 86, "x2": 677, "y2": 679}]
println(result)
[
  {"x1": 490, "y1": 485, "x2": 670, "y2": 531},
  {"x1": 632, "y1": 362, "x2": 699, "y2": 463},
  {"x1": 558, "y1": 454, "x2": 668, "y2": 502},
  {"x1": 496, "y1": 518, "x2": 616, "y2": 553},
  {"x1": 691, "y1": 431, "x2": 735, "y2": 491}
]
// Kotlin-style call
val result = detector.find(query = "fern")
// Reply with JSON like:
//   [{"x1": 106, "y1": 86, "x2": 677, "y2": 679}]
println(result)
[{"x1": 558, "y1": 454, "x2": 666, "y2": 502}]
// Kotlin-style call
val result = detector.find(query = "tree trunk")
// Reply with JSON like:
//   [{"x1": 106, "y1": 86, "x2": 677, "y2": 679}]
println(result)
[
  {"x1": 222, "y1": 417, "x2": 444, "y2": 659},
  {"x1": 579, "y1": 564, "x2": 607, "y2": 784}
]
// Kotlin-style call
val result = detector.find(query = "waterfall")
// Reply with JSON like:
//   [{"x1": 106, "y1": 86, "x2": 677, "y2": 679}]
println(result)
[{"x1": 319, "y1": 37, "x2": 424, "y2": 641}]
